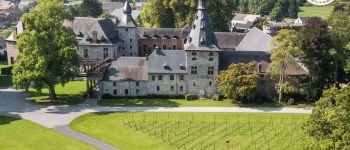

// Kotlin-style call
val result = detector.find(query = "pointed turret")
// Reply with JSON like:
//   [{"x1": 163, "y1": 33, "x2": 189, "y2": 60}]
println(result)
[
  {"x1": 185, "y1": 0, "x2": 218, "y2": 51},
  {"x1": 119, "y1": 0, "x2": 135, "y2": 27}
]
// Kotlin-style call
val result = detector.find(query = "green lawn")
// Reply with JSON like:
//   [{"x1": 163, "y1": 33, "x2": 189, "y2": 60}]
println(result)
[
  {"x1": 0, "y1": 115, "x2": 96, "y2": 150},
  {"x1": 98, "y1": 99, "x2": 313, "y2": 108},
  {"x1": 70, "y1": 112, "x2": 309, "y2": 150},
  {"x1": 27, "y1": 80, "x2": 87, "y2": 105},
  {"x1": 298, "y1": 6, "x2": 334, "y2": 19},
  {"x1": 0, "y1": 61, "x2": 7, "y2": 69}
]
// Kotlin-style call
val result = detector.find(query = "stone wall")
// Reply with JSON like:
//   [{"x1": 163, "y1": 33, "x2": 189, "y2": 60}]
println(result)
[
  {"x1": 147, "y1": 73, "x2": 187, "y2": 96},
  {"x1": 138, "y1": 38, "x2": 185, "y2": 56},
  {"x1": 5, "y1": 41, "x2": 19, "y2": 65},
  {"x1": 117, "y1": 27, "x2": 138, "y2": 57},
  {"x1": 186, "y1": 51, "x2": 219, "y2": 97},
  {"x1": 79, "y1": 45, "x2": 116, "y2": 60},
  {"x1": 102, "y1": 80, "x2": 147, "y2": 96}
]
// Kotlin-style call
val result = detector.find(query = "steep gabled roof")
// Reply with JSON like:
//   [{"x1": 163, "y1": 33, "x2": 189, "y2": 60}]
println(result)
[
  {"x1": 63, "y1": 17, "x2": 119, "y2": 44},
  {"x1": 148, "y1": 49, "x2": 187, "y2": 74},
  {"x1": 117, "y1": 0, "x2": 136, "y2": 27},
  {"x1": 236, "y1": 27, "x2": 272, "y2": 53},
  {"x1": 214, "y1": 32, "x2": 246, "y2": 50},
  {"x1": 104, "y1": 57, "x2": 148, "y2": 81}
]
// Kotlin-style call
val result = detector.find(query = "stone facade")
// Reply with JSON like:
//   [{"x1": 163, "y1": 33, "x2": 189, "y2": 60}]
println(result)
[
  {"x1": 117, "y1": 26, "x2": 138, "y2": 57},
  {"x1": 79, "y1": 44, "x2": 116, "y2": 60},
  {"x1": 138, "y1": 38, "x2": 185, "y2": 56},
  {"x1": 185, "y1": 51, "x2": 218, "y2": 97},
  {"x1": 147, "y1": 73, "x2": 187, "y2": 96},
  {"x1": 102, "y1": 81, "x2": 147, "y2": 96},
  {"x1": 5, "y1": 40, "x2": 17, "y2": 65}
]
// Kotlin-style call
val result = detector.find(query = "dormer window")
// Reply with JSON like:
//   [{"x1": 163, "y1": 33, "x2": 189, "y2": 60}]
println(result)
[{"x1": 164, "y1": 63, "x2": 170, "y2": 70}]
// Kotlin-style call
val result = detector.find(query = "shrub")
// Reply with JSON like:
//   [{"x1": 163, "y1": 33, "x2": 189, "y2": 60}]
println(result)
[
  {"x1": 102, "y1": 94, "x2": 114, "y2": 99},
  {"x1": 185, "y1": 94, "x2": 199, "y2": 101},
  {"x1": 0, "y1": 66, "x2": 12, "y2": 75},
  {"x1": 212, "y1": 94, "x2": 224, "y2": 101},
  {"x1": 287, "y1": 98, "x2": 295, "y2": 105}
]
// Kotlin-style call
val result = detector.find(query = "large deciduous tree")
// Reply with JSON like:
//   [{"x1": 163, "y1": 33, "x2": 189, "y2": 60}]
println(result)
[
  {"x1": 215, "y1": 63, "x2": 258, "y2": 103},
  {"x1": 12, "y1": 0, "x2": 79, "y2": 101},
  {"x1": 303, "y1": 87, "x2": 350, "y2": 150},
  {"x1": 328, "y1": 11, "x2": 350, "y2": 85},
  {"x1": 268, "y1": 29, "x2": 302, "y2": 103},
  {"x1": 78, "y1": 0, "x2": 103, "y2": 18},
  {"x1": 300, "y1": 17, "x2": 333, "y2": 100}
]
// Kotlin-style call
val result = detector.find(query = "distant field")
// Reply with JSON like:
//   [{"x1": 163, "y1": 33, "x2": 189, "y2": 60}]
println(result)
[
  {"x1": 0, "y1": 115, "x2": 96, "y2": 150},
  {"x1": 298, "y1": 6, "x2": 334, "y2": 19},
  {"x1": 71, "y1": 112, "x2": 309, "y2": 150}
]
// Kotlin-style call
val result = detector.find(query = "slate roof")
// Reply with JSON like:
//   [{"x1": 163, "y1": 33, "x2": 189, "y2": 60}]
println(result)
[
  {"x1": 185, "y1": 0, "x2": 218, "y2": 51},
  {"x1": 219, "y1": 51, "x2": 308, "y2": 76},
  {"x1": 116, "y1": 0, "x2": 137, "y2": 27},
  {"x1": 102, "y1": 2, "x2": 124, "y2": 13},
  {"x1": 148, "y1": 49, "x2": 187, "y2": 74},
  {"x1": 232, "y1": 13, "x2": 260, "y2": 22},
  {"x1": 214, "y1": 32, "x2": 246, "y2": 50},
  {"x1": 138, "y1": 27, "x2": 189, "y2": 39},
  {"x1": 104, "y1": 57, "x2": 148, "y2": 81},
  {"x1": 236, "y1": 27, "x2": 272, "y2": 53},
  {"x1": 63, "y1": 17, "x2": 119, "y2": 45}
]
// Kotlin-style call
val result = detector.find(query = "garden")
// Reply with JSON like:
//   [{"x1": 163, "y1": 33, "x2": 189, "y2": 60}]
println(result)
[{"x1": 70, "y1": 112, "x2": 309, "y2": 150}]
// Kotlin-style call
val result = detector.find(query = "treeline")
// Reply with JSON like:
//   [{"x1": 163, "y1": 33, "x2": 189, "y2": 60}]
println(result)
[{"x1": 139, "y1": 0, "x2": 306, "y2": 31}]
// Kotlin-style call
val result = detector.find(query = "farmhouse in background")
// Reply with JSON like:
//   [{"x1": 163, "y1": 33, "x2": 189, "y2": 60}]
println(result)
[{"x1": 231, "y1": 13, "x2": 261, "y2": 33}]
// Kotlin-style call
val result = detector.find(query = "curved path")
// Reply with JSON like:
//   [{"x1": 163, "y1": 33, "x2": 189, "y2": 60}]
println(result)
[{"x1": 0, "y1": 88, "x2": 312, "y2": 150}]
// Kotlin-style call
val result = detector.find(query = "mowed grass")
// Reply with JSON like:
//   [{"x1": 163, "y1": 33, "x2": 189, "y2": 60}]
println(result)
[
  {"x1": 27, "y1": 80, "x2": 86, "y2": 105},
  {"x1": 0, "y1": 115, "x2": 97, "y2": 150},
  {"x1": 0, "y1": 61, "x2": 7, "y2": 69},
  {"x1": 70, "y1": 112, "x2": 309, "y2": 150},
  {"x1": 298, "y1": 6, "x2": 334, "y2": 19},
  {"x1": 98, "y1": 99, "x2": 313, "y2": 108}
]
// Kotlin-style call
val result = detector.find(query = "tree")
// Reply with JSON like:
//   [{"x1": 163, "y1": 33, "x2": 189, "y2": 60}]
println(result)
[
  {"x1": 328, "y1": 11, "x2": 350, "y2": 85},
  {"x1": 303, "y1": 87, "x2": 350, "y2": 150},
  {"x1": 139, "y1": 0, "x2": 175, "y2": 28},
  {"x1": 78, "y1": 0, "x2": 103, "y2": 18},
  {"x1": 99, "y1": 12, "x2": 114, "y2": 19},
  {"x1": 300, "y1": 17, "x2": 333, "y2": 100},
  {"x1": 269, "y1": 2, "x2": 283, "y2": 21},
  {"x1": 268, "y1": 29, "x2": 302, "y2": 103},
  {"x1": 12, "y1": 0, "x2": 80, "y2": 101},
  {"x1": 215, "y1": 63, "x2": 258, "y2": 103}
]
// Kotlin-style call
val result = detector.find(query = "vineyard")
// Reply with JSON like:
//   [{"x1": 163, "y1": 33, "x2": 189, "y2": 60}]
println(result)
[{"x1": 71, "y1": 112, "x2": 309, "y2": 150}]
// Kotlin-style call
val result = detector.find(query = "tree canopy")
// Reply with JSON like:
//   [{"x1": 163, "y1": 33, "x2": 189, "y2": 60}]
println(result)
[
  {"x1": 268, "y1": 29, "x2": 303, "y2": 103},
  {"x1": 304, "y1": 87, "x2": 350, "y2": 150},
  {"x1": 12, "y1": 0, "x2": 80, "y2": 101},
  {"x1": 78, "y1": 0, "x2": 103, "y2": 18},
  {"x1": 215, "y1": 63, "x2": 258, "y2": 103}
]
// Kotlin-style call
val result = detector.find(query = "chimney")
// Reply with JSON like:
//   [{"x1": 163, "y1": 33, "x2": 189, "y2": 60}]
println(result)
[
  {"x1": 12, "y1": 26, "x2": 17, "y2": 40},
  {"x1": 92, "y1": 31, "x2": 97, "y2": 44},
  {"x1": 155, "y1": 46, "x2": 161, "y2": 55}
]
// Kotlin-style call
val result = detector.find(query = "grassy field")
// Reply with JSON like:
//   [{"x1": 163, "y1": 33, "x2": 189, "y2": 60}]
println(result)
[
  {"x1": 98, "y1": 99, "x2": 313, "y2": 108},
  {"x1": 27, "y1": 80, "x2": 86, "y2": 105},
  {"x1": 298, "y1": 6, "x2": 334, "y2": 19},
  {"x1": 0, "y1": 115, "x2": 96, "y2": 150},
  {"x1": 70, "y1": 112, "x2": 309, "y2": 150}
]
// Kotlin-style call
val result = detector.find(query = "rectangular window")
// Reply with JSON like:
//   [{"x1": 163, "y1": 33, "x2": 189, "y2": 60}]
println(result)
[
  {"x1": 208, "y1": 66, "x2": 214, "y2": 75},
  {"x1": 130, "y1": 39, "x2": 132, "y2": 42},
  {"x1": 179, "y1": 75, "x2": 185, "y2": 80},
  {"x1": 113, "y1": 89, "x2": 117, "y2": 95},
  {"x1": 136, "y1": 89, "x2": 139, "y2": 95},
  {"x1": 209, "y1": 57, "x2": 214, "y2": 61},
  {"x1": 152, "y1": 75, "x2": 155, "y2": 81},
  {"x1": 170, "y1": 75, "x2": 174, "y2": 80},
  {"x1": 158, "y1": 75, "x2": 163, "y2": 81},
  {"x1": 209, "y1": 81, "x2": 213, "y2": 86},
  {"x1": 193, "y1": 81, "x2": 197, "y2": 86},
  {"x1": 143, "y1": 44, "x2": 147, "y2": 51},
  {"x1": 136, "y1": 82, "x2": 139, "y2": 86},
  {"x1": 125, "y1": 89, "x2": 129, "y2": 95},
  {"x1": 179, "y1": 86, "x2": 184, "y2": 92},
  {"x1": 191, "y1": 66, "x2": 198, "y2": 74},
  {"x1": 157, "y1": 86, "x2": 160, "y2": 92},
  {"x1": 170, "y1": 86, "x2": 175, "y2": 91},
  {"x1": 163, "y1": 45, "x2": 166, "y2": 50},
  {"x1": 113, "y1": 82, "x2": 117, "y2": 86},
  {"x1": 10, "y1": 57, "x2": 14, "y2": 65},
  {"x1": 172, "y1": 45, "x2": 177, "y2": 50},
  {"x1": 103, "y1": 48, "x2": 109, "y2": 58},
  {"x1": 83, "y1": 49, "x2": 88, "y2": 58},
  {"x1": 126, "y1": 28, "x2": 128, "y2": 32}
]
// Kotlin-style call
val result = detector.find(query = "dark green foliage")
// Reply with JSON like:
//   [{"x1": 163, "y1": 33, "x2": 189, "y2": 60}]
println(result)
[
  {"x1": 185, "y1": 94, "x2": 199, "y2": 101},
  {"x1": 304, "y1": 87, "x2": 350, "y2": 149},
  {"x1": 212, "y1": 94, "x2": 224, "y2": 101},
  {"x1": 78, "y1": 0, "x2": 103, "y2": 18},
  {"x1": 0, "y1": 66, "x2": 12, "y2": 75}
]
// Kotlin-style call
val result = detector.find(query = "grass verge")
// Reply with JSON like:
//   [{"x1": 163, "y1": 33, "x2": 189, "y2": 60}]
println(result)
[
  {"x1": 0, "y1": 115, "x2": 96, "y2": 150},
  {"x1": 70, "y1": 112, "x2": 309, "y2": 150},
  {"x1": 298, "y1": 6, "x2": 334, "y2": 19},
  {"x1": 27, "y1": 80, "x2": 86, "y2": 105}
]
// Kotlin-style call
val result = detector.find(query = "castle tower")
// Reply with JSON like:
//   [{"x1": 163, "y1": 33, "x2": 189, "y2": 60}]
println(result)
[
  {"x1": 117, "y1": 0, "x2": 138, "y2": 57},
  {"x1": 185, "y1": 0, "x2": 219, "y2": 97}
]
